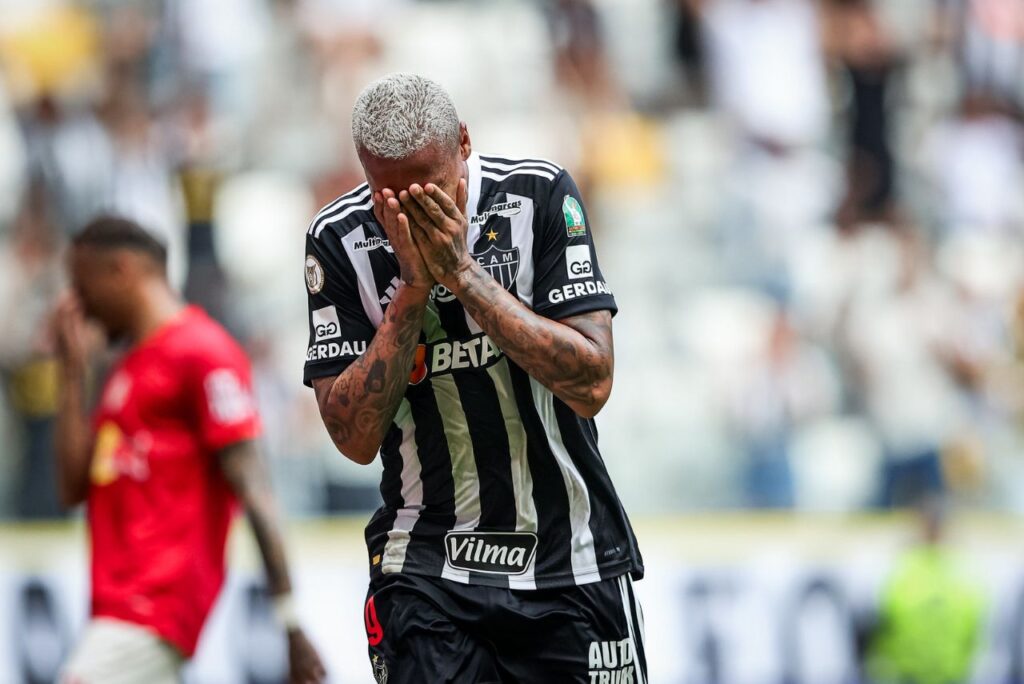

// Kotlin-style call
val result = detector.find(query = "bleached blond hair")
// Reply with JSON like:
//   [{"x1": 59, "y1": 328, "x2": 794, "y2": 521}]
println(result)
[{"x1": 351, "y1": 73, "x2": 460, "y2": 160}]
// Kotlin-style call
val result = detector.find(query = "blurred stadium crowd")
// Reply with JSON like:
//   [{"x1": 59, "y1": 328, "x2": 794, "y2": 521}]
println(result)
[{"x1": 1, "y1": 0, "x2": 1024, "y2": 520}]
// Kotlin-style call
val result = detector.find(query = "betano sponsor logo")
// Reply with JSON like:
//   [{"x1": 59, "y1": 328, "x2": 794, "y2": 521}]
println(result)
[
  {"x1": 444, "y1": 531, "x2": 538, "y2": 575},
  {"x1": 548, "y1": 280, "x2": 611, "y2": 304},
  {"x1": 408, "y1": 333, "x2": 503, "y2": 385}
]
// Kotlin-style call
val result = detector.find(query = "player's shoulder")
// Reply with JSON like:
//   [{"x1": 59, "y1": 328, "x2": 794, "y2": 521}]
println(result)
[
  {"x1": 306, "y1": 182, "x2": 374, "y2": 241},
  {"x1": 168, "y1": 307, "x2": 250, "y2": 368},
  {"x1": 477, "y1": 153, "x2": 569, "y2": 198}
]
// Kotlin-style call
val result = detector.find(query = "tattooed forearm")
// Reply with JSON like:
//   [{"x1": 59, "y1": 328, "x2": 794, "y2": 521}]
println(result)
[
  {"x1": 219, "y1": 440, "x2": 293, "y2": 596},
  {"x1": 452, "y1": 263, "x2": 614, "y2": 417},
  {"x1": 312, "y1": 284, "x2": 429, "y2": 464}
]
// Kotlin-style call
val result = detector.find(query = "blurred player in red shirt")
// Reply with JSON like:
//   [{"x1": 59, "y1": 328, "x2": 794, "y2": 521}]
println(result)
[{"x1": 53, "y1": 216, "x2": 326, "y2": 684}]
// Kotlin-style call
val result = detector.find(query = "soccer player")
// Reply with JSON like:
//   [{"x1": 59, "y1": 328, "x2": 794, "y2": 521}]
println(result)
[
  {"x1": 305, "y1": 74, "x2": 646, "y2": 683},
  {"x1": 54, "y1": 216, "x2": 325, "y2": 684}
]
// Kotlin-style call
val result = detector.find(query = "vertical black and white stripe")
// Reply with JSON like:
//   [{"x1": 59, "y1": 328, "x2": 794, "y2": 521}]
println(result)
[{"x1": 305, "y1": 152, "x2": 643, "y2": 591}]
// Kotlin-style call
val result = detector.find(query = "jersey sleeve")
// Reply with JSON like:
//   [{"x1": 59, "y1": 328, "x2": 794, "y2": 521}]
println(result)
[
  {"x1": 189, "y1": 341, "x2": 262, "y2": 453},
  {"x1": 531, "y1": 170, "x2": 618, "y2": 320},
  {"x1": 303, "y1": 231, "x2": 377, "y2": 386}
]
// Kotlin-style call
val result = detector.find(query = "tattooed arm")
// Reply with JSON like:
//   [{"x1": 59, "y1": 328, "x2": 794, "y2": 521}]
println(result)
[
  {"x1": 451, "y1": 272, "x2": 613, "y2": 418},
  {"x1": 399, "y1": 181, "x2": 613, "y2": 418},
  {"x1": 311, "y1": 283, "x2": 428, "y2": 463},
  {"x1": 312, "y1": 188, "x2": 432, "y2": 464}
]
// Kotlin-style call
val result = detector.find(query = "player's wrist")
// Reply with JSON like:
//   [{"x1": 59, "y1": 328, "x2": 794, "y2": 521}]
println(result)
[
  {"x1": 445, "y1": 257, "x2": 479, "y2": 292},
  {"x1": 272, "y1": 592, "x2": 302, "y2": 633},
  {"x1": 399, "y1": 279, "x2": 433, "y2": 301},
  {"x1": 58, "y1": 358, "x2": 87, "y2": 385}
]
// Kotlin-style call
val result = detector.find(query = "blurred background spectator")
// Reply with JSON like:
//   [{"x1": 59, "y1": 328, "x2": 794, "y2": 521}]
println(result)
[
  {"x1": 0, "y1": 0, "x2": 1022, "y2": 521},
  {"x1": 864, "y1": 496, "x2": 986, "y2": 684}
]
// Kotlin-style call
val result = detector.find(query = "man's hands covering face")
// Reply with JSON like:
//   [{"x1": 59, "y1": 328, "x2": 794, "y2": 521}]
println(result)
[
  {"x1": 396, "y1": 179, "x2": 474, "y2": 289},
  {"x1": 373, "y1": 189, "x2": 435, "y2": 291}
]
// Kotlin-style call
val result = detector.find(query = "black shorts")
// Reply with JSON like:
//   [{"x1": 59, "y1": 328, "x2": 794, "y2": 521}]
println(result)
[{"x1": 363, "y1": 572, "x2": 647, "y2": 684}]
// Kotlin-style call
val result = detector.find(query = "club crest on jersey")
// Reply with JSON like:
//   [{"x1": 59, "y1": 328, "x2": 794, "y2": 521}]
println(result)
[
  {"x1": 563, "y1": 195, "x2": 586, "y2": 237},
  {"x1": 444, "y1": 531, "x2": 538, "y2": 575},
  {"x1": 473, "y1": 245, "x2": 519, "y2": 290}
]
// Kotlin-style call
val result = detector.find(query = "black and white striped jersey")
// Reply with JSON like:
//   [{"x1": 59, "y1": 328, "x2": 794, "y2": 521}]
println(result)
[{"x1": 303, "y1": 152, "x2": 643, "y2": 590}]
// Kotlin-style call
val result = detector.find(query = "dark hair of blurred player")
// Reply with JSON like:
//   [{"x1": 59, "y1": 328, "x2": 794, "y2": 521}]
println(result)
[
  {"x1": 54, "y1": 216, "x2": 326, "y2": 684},
  {"x1": 67, "y1": 215, "x2": 171, "y2": 342}
]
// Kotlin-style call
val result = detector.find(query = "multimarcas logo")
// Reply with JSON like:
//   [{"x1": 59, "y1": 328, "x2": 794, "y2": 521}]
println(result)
[{"x1": 444, "y1": 532, "x2": 538, "y2": 575}]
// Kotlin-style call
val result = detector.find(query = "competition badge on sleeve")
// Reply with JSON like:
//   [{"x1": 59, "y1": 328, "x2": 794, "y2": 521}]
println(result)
[
  {"x1": 305, "y1": 255, "x2": 325, "y2": 294},
  {"x1": 562, "y1": 196, "x2": 586, "y2": 237}
]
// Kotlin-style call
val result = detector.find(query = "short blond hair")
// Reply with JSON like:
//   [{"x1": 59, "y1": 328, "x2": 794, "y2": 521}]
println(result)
[{"x1": 352, "y1": 73, "x2": 460, "y2": 160}]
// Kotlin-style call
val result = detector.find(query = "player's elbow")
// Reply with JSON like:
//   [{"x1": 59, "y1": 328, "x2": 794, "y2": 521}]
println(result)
[
  {"x1": 577, "y1": 391, "x2": 610, "y2": 419},
  {"x1": 58, "y1": 481, "x2": 87, "y2": 509},
  {"x1": 333, "y1": 440, "x2": 379, "y2": 466},
  {"x1": 316, "y1": 402, "x2": 379, "y2": 464},
  {"x1": 569, "y1": 377, "x2": 613, "y2": 419},
  {"x1": 344, "y1": 449, "x2": 379, "y2": 466}
]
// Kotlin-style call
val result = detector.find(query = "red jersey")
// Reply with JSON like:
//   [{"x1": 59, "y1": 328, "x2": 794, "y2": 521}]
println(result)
[{"x1": 87, "y1": 306, "x2": 261, "y2": 656}]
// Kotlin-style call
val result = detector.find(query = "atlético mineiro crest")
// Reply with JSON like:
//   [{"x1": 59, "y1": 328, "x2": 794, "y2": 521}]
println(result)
[{"x1": 473, "y1": 245, "x2": 520, "y2": 291}]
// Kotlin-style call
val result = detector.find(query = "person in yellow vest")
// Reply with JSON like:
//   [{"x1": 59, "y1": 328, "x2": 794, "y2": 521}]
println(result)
[{"x1": 866, "y1": 497, "x2": 986, "y2": 684}]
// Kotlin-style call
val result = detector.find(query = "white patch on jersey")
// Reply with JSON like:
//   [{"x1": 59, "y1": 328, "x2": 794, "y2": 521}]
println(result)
[
  {"x1": 530, "y1": 377, "x2": 601, "y2": 585},
  {"x1": 343, "y1": 225, "x2": 385, "y2": 327},
  {"x1": 102, "y1": 371, "x2": 132, "y2": 412},
  {"x1": 381, "y1": 401, "x2": 424, "y2": 575},
  {"x1": 487, "y1": 358, "x2": 538, "y2": 590},
  {"x1": 566, "y1": 244, "x2": 593, "y2": 280},
  {"x1": 203, "y1": 368, "x2": 255, "y2": 425},
  {"x1": 305, "y1": 255, "x2": 324, "y2": 294},
  {"x1": 506, "y1": 193, "x2": 535, "y2": 309},
  {"x1": 312, "y1": 306, "x2": 341, "y2": 342}
]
